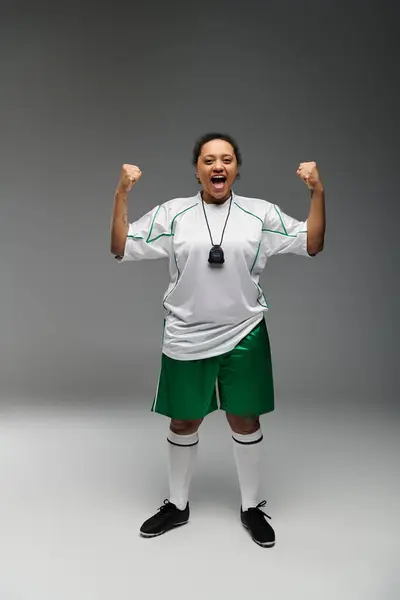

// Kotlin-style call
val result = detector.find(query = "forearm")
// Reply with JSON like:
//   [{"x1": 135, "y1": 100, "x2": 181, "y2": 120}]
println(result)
[
  {"x1": 306, "y1": 183, "x2": 325, "y2": 255},
  {"x1": 110, "y1": 188, "x2": 129, "y2": 255}
]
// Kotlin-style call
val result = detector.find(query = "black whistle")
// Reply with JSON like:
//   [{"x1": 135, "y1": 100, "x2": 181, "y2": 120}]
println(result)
[{"x1": 208, "y1": 245, "x2": 225, "y2": 265}]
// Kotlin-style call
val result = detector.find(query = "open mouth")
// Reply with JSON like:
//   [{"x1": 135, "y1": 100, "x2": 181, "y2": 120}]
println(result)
[{"x1": 210, "y1": 176, "x2": 227, "y2": 190}]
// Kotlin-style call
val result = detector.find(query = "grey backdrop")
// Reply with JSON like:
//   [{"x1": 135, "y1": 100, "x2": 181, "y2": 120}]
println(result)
[
  {"x1": 1, "y1": 0, "x2": 398, "y2": 410},
  {"x1": 1, "y1": 2, "x2": 399, "y2": 599}
]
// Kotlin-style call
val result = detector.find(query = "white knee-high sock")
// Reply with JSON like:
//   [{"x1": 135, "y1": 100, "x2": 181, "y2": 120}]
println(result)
[
  {"x1": 167, "y1": 430, "x2": 199, "y2": 510},
  {"x1": 232, "y1": 428, "x2": 263, "y2": 511}
]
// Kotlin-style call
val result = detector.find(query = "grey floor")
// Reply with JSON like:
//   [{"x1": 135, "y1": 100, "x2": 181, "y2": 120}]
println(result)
[{"x1": 0, "y1": 400, "x2": 398, "y2": 600}]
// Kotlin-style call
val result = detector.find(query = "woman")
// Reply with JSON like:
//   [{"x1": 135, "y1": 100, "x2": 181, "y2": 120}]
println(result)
[{"x1": 110, "y1": 132, "x2": 325, "y2": 548}]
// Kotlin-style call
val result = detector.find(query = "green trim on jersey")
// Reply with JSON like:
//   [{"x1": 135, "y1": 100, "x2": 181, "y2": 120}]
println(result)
[
  {"x1": 127, "y1": 202, "x2": 199, "y2": 243},
  {"x1": 160, "y1": 202, "x2": 198, "y2": 310},
  {"x1": 234, "y1": 199, "x2": 306, "y2": 240},
  {"x1": 255, "y1": 283, "x2": 268, "y2": 308},
  {"x1": 262, "y1": 228, "x2": 306, "y2": 238},
  {"x1": 262, "y1": 205, "x2": 307, "y2": 238},
  {"x1": 250, "y1": 240, "x2": 262, "y2": 273},
  {"x1": 233, "y1": 201, "x2": 268, "y2": 307},
  {"x1": 233, "y1": 201, "x2": 264, "y2": 226},
  {"x1": 273, "y1": 204, "x2": 287, "y2": 234}
]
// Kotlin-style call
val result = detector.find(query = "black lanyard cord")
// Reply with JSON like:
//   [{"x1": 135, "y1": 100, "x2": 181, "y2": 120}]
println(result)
[{"x1": 201, "y1": 196, "x2": 232, "y2": 248}]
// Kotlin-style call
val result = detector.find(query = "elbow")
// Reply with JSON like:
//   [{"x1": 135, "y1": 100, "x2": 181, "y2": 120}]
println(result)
[
  {"x1": 111, "y1": 245, "x2": 124, "y2": 257},
  {"x1": 110, "y1": 236, "x2": 127, "y2": 257},
  {"x1": 307, "y1": 238, "x2": 324, "y2": 256}
]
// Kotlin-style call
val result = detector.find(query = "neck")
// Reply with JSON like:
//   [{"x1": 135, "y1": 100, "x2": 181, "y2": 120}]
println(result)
[{"x1": 201, "y1": 189, "x2": 232, "y2": 205}]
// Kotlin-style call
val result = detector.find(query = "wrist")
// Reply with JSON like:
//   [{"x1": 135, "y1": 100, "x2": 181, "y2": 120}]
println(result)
[
  {"x1": 310, "y1": 181, "x2": 324, "y2": 194},
  {"x1": 115, "y1": 186, "x2": 129, "y2": 197}
]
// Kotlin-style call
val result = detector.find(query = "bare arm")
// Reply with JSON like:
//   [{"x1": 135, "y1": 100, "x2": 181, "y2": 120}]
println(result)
[
  {"x1": 110, "y1": 188, "x2": 129, "y2": 256},
  {"x1": 297, "y1": 161, "x2": 326, "y2": 256},
  {"x1": 306, "y1": 182, "x2": 325, "y2": 255},
  {"x1": 110, "y1": 164, "x2": 142, "y2": 256}
]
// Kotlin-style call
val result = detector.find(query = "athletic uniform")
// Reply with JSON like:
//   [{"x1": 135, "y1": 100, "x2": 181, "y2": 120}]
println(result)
[{"x1": 116, "y1": 190, "x2": 309, "y2": 420}]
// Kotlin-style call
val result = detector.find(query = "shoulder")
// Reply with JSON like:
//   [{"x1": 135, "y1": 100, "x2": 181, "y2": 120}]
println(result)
[
  {"x1": 162, "y1": 194, "x2": 200, "y2": 212},
  {"x1": 160, "y1": 195, "x2": 200, "y2": 221},
  {"x1": 233, "y1": 193, "x2": 274, "y2": 223}
]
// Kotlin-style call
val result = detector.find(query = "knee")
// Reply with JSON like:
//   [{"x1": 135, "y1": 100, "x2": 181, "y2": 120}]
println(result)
[
  {"x1": 170, "y1": 418, "x2": 203, "y2": 435},
  {"x1": 226, "y1": 413, "x2": 260, "y2": 435}
]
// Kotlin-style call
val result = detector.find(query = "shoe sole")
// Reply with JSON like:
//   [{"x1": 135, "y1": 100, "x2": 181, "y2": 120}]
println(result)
[
  {"x1": 242, "y1": 522, "x2": 275, "y2": 548},
  {"x1": 140, "y1": 519, "x2": 189, "y2": 538}
]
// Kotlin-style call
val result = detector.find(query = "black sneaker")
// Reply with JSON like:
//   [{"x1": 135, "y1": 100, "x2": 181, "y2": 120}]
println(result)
[
  {"x1": 241, "y1": 500, "x2": 275, "y2": 547},
  {"x1": 139, "y1": 500, "x2": 190, "y2": 538}
]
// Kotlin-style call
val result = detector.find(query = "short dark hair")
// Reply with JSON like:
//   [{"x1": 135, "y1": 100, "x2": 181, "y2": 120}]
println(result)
[{"x1": 192, "y1": 132, "x2": 242, "y2": 166}]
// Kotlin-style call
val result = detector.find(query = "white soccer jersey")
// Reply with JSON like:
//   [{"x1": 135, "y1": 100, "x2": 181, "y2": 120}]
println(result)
[{"x1": 116, "y1": 190, "x2": 310, "y2": 360}]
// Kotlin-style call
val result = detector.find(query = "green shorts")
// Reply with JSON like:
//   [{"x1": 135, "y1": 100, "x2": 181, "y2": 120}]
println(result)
[{"x1": 151, "y1": 318, "x2": 274, "y2": 420}]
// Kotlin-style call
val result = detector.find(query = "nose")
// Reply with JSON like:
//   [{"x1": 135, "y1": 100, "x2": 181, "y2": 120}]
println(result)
[{"x1": 213, "y1": 162, "x2": 224, "y2": 172}]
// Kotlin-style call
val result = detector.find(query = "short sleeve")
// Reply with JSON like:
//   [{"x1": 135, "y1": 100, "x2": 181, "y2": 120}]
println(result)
[
  {"x1": 115, "y1": 204, "x2": 172, "y2": 262},
  {"x1": 262, "y1": 203, "x2": 310, "y2": 257}
]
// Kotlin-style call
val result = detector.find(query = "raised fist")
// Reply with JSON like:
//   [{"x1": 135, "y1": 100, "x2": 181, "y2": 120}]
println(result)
[
  {"x1": 118, "y1": 164, "x2": 142, "y2": 193},
  {"x1": 297, "y1": 161, "x2": 320, "y2": 190}
]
